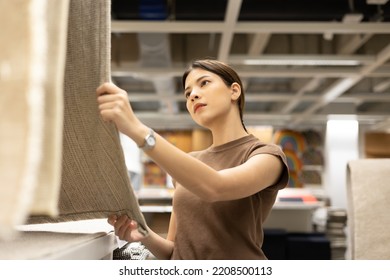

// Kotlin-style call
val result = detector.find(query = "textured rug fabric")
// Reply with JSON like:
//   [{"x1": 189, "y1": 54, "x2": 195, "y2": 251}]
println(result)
[
  {"x1": 0, "y1": 0, "x2": 66, "y2": 240},
  {"x1": 346, "y1": 159, "x2": 390, "y2": 259},
  {"x1": 30, "y1": 0, "x2": 70, "y2": 216},
  {"x1": 28, "y1": 0, "x2": 148, "y2": 236},
  {"x1": 1, "y1": 0, "x2": 147, "y2": 241}
]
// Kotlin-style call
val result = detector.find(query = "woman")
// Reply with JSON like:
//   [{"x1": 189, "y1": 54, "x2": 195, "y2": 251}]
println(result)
[{"x1": 96, "y1": 59, "x2": 289, "y2": 259}]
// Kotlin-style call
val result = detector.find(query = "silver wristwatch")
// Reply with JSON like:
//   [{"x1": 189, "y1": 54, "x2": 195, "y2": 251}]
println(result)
[{"x1": 139, "y1": 128, "x2": 156, "y2": 150}]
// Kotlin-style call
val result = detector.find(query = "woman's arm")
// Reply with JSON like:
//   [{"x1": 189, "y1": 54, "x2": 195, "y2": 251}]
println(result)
[
  {"x1": 166, "y1": 209, "x2": 177, "y2": 242},
  {"x1": 108, "y1": 201, "x2": 178, "y2": 259},
  {"x1": 108, "y1": 215, "x2": 174, "y2": 260},
  {"x1": 145, "y1": 133, "x2": 283, "y2": 201},
  {"x1": 96, "y1": 83, "x2": 283, "y2": 202}
]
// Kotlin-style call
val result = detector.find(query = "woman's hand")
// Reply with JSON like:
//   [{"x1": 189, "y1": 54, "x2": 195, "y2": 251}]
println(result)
[
  {"x1": 96, "y1": 82, "x2": 145, "y2": 143},
  {"x1": 107, "y1": 214, "x2": 146, "y2": 242}
]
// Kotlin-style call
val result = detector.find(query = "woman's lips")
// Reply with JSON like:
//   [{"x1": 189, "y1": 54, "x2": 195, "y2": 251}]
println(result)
[{"x1": 194, "y1": 103, "x2": 206, "y2": 113}]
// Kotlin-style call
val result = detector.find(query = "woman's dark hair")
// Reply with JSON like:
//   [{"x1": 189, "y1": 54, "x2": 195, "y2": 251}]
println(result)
[{"x1": 182, "y1": 59, "x2": 247, "y2": 132}]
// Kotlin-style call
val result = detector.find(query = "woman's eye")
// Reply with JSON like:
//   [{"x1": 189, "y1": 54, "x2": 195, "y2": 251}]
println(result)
[
  {"x1": 184, "y1": 92, "x2": 190, "y2": 99},
  {"x1": 200, "y1": 80, "x2": 209, "y2": 87}
]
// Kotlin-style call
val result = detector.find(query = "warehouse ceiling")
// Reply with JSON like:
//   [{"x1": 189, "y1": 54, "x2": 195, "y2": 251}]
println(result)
[{"x1": 110, "y1": 0, "x2": 390, "y2": 131}]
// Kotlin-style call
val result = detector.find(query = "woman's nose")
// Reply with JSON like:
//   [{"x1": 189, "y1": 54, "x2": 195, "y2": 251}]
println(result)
[{"x1": 189, "y1": 90, "x2": 200, "y2": 101}]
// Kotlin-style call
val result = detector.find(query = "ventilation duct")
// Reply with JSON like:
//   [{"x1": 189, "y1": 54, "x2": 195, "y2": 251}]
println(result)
[
  {"x1": 137, "y1": 33, "x2": 178, "y2": 114},
  {"x1": 137, "y1": 1, "x2": 178, "y2": 114}
]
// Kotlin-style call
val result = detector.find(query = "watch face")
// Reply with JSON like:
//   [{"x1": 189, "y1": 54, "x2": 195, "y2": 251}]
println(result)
[
  {"x1": 141, "y1": 129, "x2": 156, "y2": 150},
  {"x1": 146, "y1": 136, "x2": 156, "y2": 146}
]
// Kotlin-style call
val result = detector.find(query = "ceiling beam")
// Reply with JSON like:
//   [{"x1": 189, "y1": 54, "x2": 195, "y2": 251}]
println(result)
[
  {"x1": 370, "y1": 117, "x2": 390, "y2": 132},
  {"x1": 217, "y1": 0, "x2": 242, "y2": 62},
  {"x1": 112, "y1": 64, "x2": 378, "y2": 79},
  {"x1": 235, "y1": 22, "x2": 390, "y2": 34},
  {"x1": 112, "y1": 20, "x2": 390, "y2": 34},
  {"x1": 337, "y1": 34, "x2": 373, "y2": 54},
  {"x1": 291, "y1": 43, "x2": 390, "y2": 125},
  {"x1": 242, "y1": 33, "x2": 271, "y2": 91},
  {"x1": 248, "y1": 33, "x2": 271, "y2": 55},
  {"x1": 135, "y1": 112, "x2": 389, "y2": 130},
  {"x1": 280, "y1": 77, "x2": 323, "y2": 114},
  {"x1": 374, "y1": 78, "x2": 390, "y2": 92},
  {"x1": 125, "y1": 92, "x2": 390, "y2": 103}
]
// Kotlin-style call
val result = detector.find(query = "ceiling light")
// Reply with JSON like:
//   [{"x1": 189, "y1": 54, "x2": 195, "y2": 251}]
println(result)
[
  {"x1": 242, "y1": 59, "x2": 360, "y2": 66},
  {"x1": 366, "y1": 0, "x2": 389, "y2": 4},
  {"x1": 230, "y1": 55, "x2": 374, "y2": 66}
]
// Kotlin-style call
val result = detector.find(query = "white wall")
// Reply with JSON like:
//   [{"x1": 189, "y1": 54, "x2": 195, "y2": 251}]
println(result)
[
  {"x1": 119, "y1": 133, "x2": 142, "y2": 174},
  {"x1": 324, "y1": 118, "x2": 359, "y2": 209},
  {"x1": 119, "y1": 133, "x2": 143, "y2": 191}
]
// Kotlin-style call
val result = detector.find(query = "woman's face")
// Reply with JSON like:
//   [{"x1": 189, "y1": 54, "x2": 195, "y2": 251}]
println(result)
[{"x1": 184, "y1": 68, "x2": 238, "y2": 128}]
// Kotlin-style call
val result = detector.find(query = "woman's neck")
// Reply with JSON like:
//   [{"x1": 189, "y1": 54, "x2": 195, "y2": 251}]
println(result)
[{"x1": 210, "y1": 123, "x2": 249, "y2": 147}]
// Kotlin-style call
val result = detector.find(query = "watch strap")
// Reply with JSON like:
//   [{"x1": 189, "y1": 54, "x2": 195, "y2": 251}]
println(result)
[{"x1": 138, "y1": 128, "x2": 155, "y2": 150}]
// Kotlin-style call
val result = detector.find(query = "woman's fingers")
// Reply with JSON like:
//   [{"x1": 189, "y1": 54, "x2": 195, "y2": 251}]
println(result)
[
  {"x1": 96, "y1": 90, "x2": 130, "y2": 124},
  {"x1": 114, "y1": 215, "x2": 129, "y2": 229},
  {"x1": 107, "y1": 214, "x2": 117, "y2": 226},
  {"x1": 96, "y1": 82, "x2": 122, "y2": 97},
  {"x1": 109, "y1": 215, "x2": 142, "y2": 242},
  {"x1": 97, "y1": 91, "x2": 128, "y2": 108},
  {"x1": 116, "y1": 218, "x2": 131, "y2": 239},
  {"x1": 96, "y1": 82, "x2": 140, "y2": 137}
]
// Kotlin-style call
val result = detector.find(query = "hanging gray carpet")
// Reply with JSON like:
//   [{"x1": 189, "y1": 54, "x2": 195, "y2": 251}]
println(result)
[
  {"x1": 0, "y1": 0, "x2": 147, "y2": 241},
  {"x1": 27, "y1": 0, "x2": 148, "y2": 236}
]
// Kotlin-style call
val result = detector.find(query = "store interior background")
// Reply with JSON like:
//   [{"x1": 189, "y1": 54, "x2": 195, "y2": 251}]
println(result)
[{"x1": 112, "y1": 0, "x2": 390, "y2": 259}]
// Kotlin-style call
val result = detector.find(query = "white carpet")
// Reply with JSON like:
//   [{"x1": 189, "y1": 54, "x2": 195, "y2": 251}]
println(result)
[{"x1": 346, "y1": 159, "x2": 390, "y2": 259}]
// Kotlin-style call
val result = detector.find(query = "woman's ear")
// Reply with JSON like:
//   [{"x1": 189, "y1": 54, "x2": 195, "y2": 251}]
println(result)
[{"x1": 231, "y1": 82, "x2": 241, "y2": 101}]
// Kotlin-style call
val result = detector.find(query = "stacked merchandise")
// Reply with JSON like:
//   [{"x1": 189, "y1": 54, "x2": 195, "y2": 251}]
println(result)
[
  {"x1": 113, "y1": 242, "x2": 152, "y2": 260},
  {"x1": 325, "y1": 208, "x2": 348, "y2": 260}
]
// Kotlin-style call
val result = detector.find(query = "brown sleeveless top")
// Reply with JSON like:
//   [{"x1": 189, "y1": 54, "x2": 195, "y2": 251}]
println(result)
[{"x1": 171, "y1": 134, "x2": 289, "y2": 260}]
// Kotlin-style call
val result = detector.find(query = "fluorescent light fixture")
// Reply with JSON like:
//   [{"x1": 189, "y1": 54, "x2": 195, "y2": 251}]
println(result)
[
  {"x1": 230, "y1": 55, "x2": 374, "y2": 66},
  {"x1": 366, "y1": 0, "x2": 389, "y2": 4},
  {"x1": 242, "y1": 59, "x2": 360, "y2": 66}
]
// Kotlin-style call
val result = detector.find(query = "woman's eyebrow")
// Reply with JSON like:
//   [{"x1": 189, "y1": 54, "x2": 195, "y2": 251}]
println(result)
[{"x1": 184, "y1": 75, "x2": 211, "y2": 92}]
